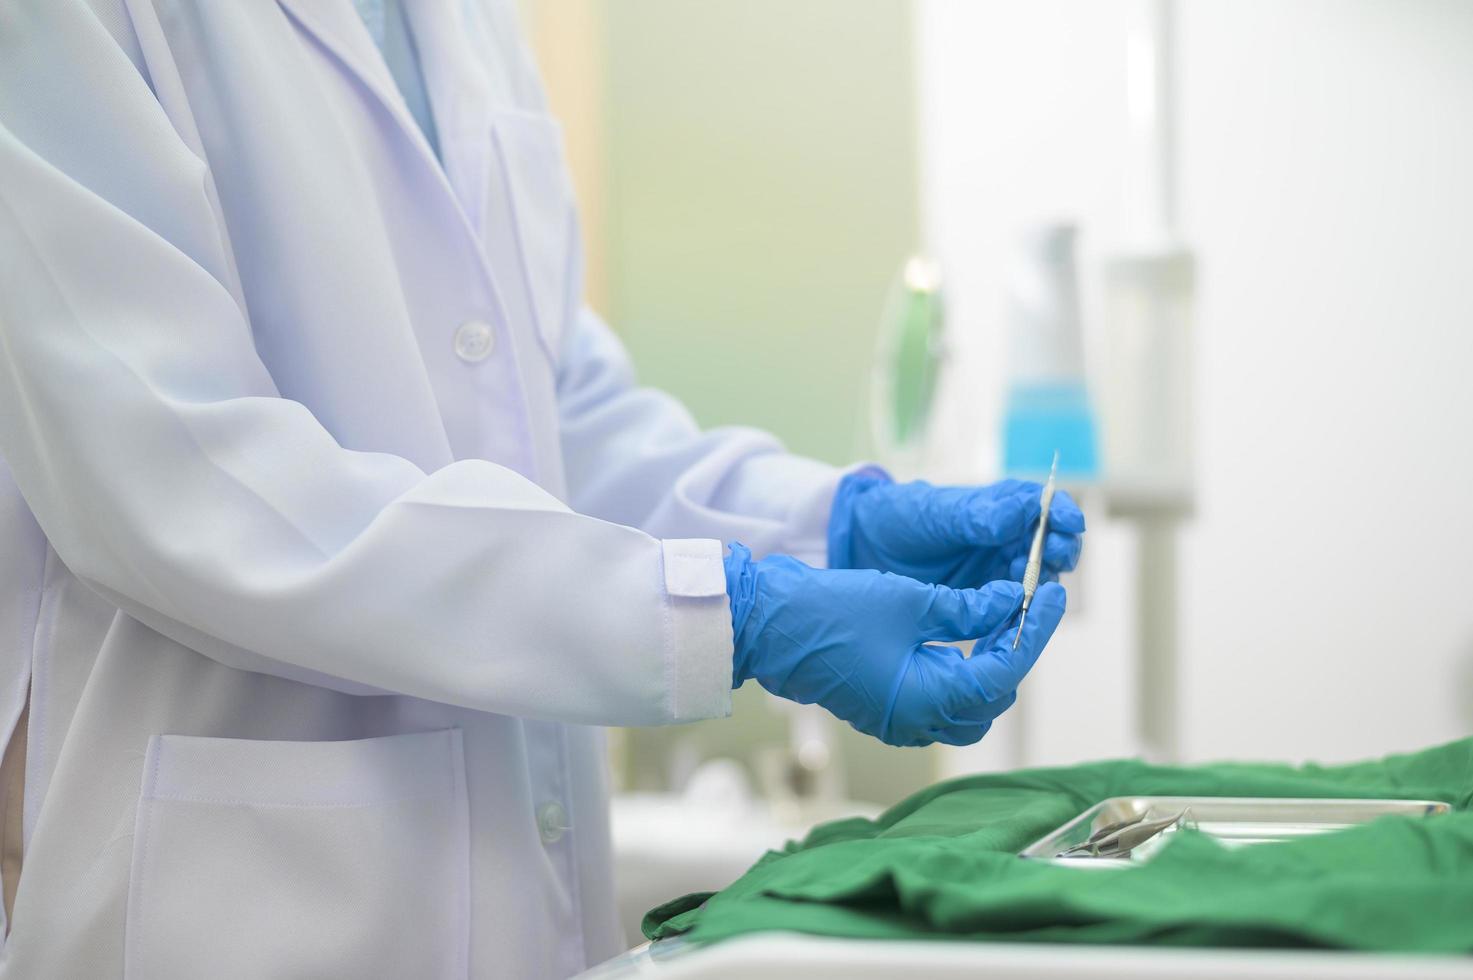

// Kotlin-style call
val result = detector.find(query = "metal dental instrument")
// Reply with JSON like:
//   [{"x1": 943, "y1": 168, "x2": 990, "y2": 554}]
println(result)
[
  {"x1": 1056, "y1": 808, "x2": 1191, "y2": 858},
  {"x1": 1013, "y1": 450, "x2": 1059, "y2": 650}
]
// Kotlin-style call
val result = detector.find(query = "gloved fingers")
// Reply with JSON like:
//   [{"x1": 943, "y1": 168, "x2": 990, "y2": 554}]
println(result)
[
  {"x1": 982, "y1": 478, "x2": 1030, "y2": 496},
  {"x1": 966, "y1": 484, "x2": 1084, "y2": 546},
  {"x1": 1043, "y1": 530, "x2": 1083, "y2": 572},
  {"x1": 1007, "y1": 554, "x2": 1063, "y2": 584},
  {"x1": 894, "y1": 733, "x2": 941, "y2": 748},
  {"x1": 919, "y1": 641, "x2": 968, "y2": 664},
  {"x1": 914, "y1": 581, "x2": 1024, "y2": 641},
  {"x1": 1047, "y1": 489, "x2": 1087, "y2": 534},
  {"x1": 949, "y1": 688, "x2": 1018, "y2": 726},
  {"x1": 959, "y1": 483, "x2": 1042, "y2": 546},
  {"x1": 1005, "y1": 532, "x2": 1081, "y2": 580},
  {"x1": 960, "y1": 583, "x2": 1067, "y2": 702},
  {"x1": 931, "y1": 720, "x2": 994, "y2": 746}
]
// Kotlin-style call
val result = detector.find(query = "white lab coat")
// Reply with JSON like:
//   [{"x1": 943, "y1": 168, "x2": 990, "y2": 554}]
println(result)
[{"x1": 0, "y1": 2, "x2": 840, "y2": 977}]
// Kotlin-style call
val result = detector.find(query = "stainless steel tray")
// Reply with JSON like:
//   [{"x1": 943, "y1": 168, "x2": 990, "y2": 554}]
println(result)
[{"x1": 1019, "y1": 796, "x2": 1452, "y2": 866}]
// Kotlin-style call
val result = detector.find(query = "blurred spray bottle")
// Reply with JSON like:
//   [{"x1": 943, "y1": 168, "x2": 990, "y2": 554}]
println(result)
[{"x1": 1001, "y1": 224, "x2": 1100, "y2": 481}]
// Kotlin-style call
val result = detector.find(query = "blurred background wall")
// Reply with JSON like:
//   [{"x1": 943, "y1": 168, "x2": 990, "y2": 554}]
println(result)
[
  {"x1": 523, "y1": 0, "x2": 1473, "y2": 800},
  {"x1": 1176, "y1": 0, "x2": 1473, "y2": 762},
  {"x1": 919, "y1": 0, "x2": 1473, "y2": 771}
]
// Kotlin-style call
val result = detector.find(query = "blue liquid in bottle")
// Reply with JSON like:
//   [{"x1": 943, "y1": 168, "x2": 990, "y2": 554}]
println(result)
[{"x1": 1002, "y1": 380, "x2": 1099, "y2": 479}]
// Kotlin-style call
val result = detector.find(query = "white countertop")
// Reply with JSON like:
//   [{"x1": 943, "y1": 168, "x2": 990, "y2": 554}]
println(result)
[{"x1": 581, "y1": 935, "x2": 1473, "y2": 980}]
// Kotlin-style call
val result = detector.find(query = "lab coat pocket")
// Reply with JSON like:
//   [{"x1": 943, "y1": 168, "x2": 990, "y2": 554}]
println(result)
[
  {"x1": 123, "y1": 729, "x2": 470, "y2": 980},
  {"x1": 489, "y1": 111, "x2": 579, "y2": 366}
]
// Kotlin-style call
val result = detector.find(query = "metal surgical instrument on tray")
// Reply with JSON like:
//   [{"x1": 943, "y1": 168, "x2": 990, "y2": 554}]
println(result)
[
  {"x1": 1056, "y1": 809, "x2": 1191, "y2": 859},
  {"x1": 1013, "y1": 451, "x2": 1059, "y2": 650}
]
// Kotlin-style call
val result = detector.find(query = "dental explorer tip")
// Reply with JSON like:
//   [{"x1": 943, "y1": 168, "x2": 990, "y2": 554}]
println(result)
[{"x1": 1012, "y1": 608, "x2": 1029, "y2": 649}]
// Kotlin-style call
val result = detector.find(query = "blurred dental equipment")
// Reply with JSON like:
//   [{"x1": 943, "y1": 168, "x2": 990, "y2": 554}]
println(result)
[
  {"x1": 1102, "y1": 0, "x2": 1198, "y2": 763},
  {"x1": 869, "y1": 256, "x2": 946, "y2": 473},
  {"x1": 1002, "y1": 225, "x2": 1098, "y2": 481},
  {"x1": 1104, "y1": 0, "x2": 1196, "y2": 501},
  {"x1": 1014, "y1": 450, "x2": 1060, "y2": 650}
]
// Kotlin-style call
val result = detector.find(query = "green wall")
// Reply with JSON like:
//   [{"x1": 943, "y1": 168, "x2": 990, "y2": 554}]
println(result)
[{"x1": 603, "y1": 0, "x2": 919, "y2": 464}]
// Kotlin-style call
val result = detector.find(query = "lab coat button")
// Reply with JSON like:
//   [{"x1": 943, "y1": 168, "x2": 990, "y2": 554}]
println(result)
[
  {"x1": 537, "y1": 800, "x2": 568, "y2": 845},
  {"x1": 453, "y1": 320, "x2": 495, "y2": 362}
]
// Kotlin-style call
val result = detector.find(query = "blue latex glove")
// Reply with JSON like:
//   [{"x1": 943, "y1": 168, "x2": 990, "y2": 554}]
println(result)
[
  {"x1": 829, "y1": 470, "x2": 1086, "y2": 589},
  {"x1": 725, "y1": 542, "x2": 1067, "y2": 747}
]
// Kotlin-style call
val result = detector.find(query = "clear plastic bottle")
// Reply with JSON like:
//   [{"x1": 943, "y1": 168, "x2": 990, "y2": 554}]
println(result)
[{"x1": 1001, "y1": 224, "x2": 1100, "y2": 479}]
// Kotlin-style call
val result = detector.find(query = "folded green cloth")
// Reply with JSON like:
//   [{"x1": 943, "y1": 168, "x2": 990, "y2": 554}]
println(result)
[{"x1": 644, "y1": 738, "x2": 1473, "y2": 952}]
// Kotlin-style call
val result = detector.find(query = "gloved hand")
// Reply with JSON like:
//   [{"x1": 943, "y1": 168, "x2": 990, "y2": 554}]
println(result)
[
  {"x1": 725, "y1": 542, "x2": 1067, "y2": 747},
  {"x1": 828, "y1": 470, "x2": 1085, "y2": 589}
]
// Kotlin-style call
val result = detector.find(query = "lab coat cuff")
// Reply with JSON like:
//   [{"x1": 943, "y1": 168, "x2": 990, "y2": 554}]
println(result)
[{"x1": 660, "y1": 539, "x2": 735, "y2": 723}]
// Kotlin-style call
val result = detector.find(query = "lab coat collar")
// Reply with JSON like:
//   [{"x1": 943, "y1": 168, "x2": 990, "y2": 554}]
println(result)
[
  {"x1": 399, "y1": 0, "x2": 499, "y2": 237},
  {"x1": 274, "y1": 0, "x2": 449, "y2": 179},
  {"x1": 275, "y1": 0, "x2": 501, "y2": 239}
]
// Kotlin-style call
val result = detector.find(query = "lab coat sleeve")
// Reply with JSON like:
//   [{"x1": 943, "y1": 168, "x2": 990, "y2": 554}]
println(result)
[
  {"x1": 558, "y1": 307, "x2": 845, "y2": 567},
  {"x1": 0, "y1": 12, "x2": 730, "y2": 727}
]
